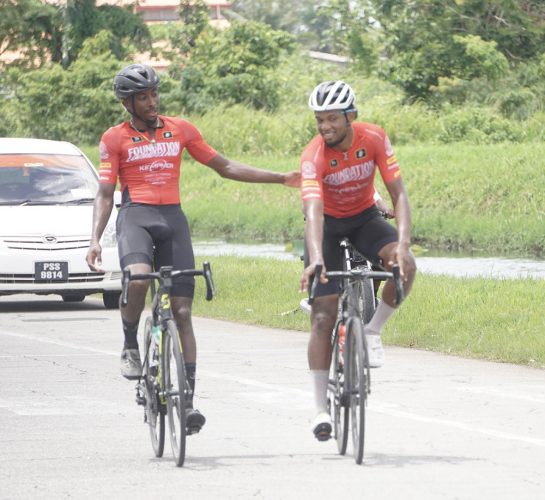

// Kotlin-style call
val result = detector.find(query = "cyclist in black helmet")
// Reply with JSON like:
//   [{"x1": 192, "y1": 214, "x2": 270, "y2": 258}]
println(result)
[
  {"x1": 87, "y1": 63, "x2": 300, "y2": 435},
  {"x1": 299, "y1": 80, "x2": 416, "y2": 441}
]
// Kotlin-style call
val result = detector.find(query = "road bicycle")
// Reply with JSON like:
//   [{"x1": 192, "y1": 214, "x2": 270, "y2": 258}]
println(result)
[
  {"x1": 308, "y1": 239, "x2": 404, "y2": 464},
  {"x1": 121, "y1": 262, "x2": 215, "y2": 467}
]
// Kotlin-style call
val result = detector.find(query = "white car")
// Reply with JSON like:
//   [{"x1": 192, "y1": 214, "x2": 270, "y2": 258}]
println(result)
[{"x1": 0, "y1": 137, "x2": 122, "y2": 308}]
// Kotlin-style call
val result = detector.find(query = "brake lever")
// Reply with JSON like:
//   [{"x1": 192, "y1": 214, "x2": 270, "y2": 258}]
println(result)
[
  {"x1": 308, "y1": 264, "x2": 323, "y2": 305},
  {"x1": 121, "y1": 268, "x2": 131, "y2": 307},
  {"x1": 203, "y1": 261, "x2": 215, "y2": 301},
  {"x1": 391, "y1": 264, "x2": 404, "y2": 306}
]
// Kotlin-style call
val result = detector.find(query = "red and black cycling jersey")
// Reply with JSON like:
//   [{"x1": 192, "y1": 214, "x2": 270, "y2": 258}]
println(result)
[
  {"x1": 98, "y1": 115, "x2": 217, "y2": 205},
  {"x1": 300, "y1": 122, "x2": 401, "y2": 218}
]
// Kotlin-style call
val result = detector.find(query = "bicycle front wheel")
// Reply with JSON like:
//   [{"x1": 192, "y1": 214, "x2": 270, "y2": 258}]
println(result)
[
  {"x1": 142, "y1": 318, "x2": 165, "y2": 457},
  {"x1": 329, "y1": 322, "x2": 349, "y2": 455},
  {"x1": 345, "y1": 317, "x2": 367, "y2": 464},
  {"x1": 162, "y1": 320, "x2": 188, "y2": 467}
]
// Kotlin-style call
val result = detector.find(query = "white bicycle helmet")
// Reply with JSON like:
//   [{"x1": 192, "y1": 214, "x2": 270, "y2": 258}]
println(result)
[{"x1": 308, "y1": 80, "x2": 356, "y2": 112}]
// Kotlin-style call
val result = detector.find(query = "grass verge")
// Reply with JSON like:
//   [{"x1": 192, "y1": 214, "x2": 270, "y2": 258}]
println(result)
[{"x1": 192, "y1": 256, "x2": 545, "y2": 369}]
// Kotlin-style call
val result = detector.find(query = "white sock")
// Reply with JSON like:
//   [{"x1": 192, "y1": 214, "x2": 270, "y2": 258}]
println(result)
[
  {"x1": 310, "y1": 369, "x2": 329, "y2": 414},
  {"x1": 365, "y1": 300, "x2": 396, "y2": 335}
]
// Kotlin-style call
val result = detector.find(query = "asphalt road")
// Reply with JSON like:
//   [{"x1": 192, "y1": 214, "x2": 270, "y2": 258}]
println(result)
[{"x1": 1, "y1": 295, "x2": 544, "y2": 500}]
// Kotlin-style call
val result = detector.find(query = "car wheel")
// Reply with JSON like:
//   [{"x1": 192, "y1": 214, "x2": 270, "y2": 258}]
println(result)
[
  {"x1": 103, "y1": 291, "x2": 121, "y2": 309},
  {"x1": 62, "y1": 294, "x2": 86, "y2": 302}
]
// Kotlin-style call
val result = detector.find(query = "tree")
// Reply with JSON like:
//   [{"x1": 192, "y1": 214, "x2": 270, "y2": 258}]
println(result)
[
  {"x1": 0, "y1": 0, "x2": 61, "y2": 69},
  {"x1": 0, "y1": 0, "x2": 150, "y2": 68},
  {"x1": 178, "y1": 20, "x2": 295, "y2": 113},
  {"x1": 366, "y1": 0, "x2": 545, "y2": 99}
]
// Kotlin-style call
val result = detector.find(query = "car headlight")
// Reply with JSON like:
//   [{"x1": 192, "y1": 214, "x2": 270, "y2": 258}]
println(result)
[{"x1": 101, "y1": 222, "x2": 117, "y2": 248}]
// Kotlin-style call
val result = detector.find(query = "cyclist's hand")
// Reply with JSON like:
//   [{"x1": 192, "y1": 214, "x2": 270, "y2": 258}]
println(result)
[
  {"x1": 376, "y1": 198, "x2": 395, "y2": 219},
  {"x1": 300, "y1": 263, "x2": 328, "y2": 293},
  {"x1": 389, "y1": 242, "x2": 415, "y2": 281},
  {"x1": 86, "y1": 242, "x2": 104, "y2": 273},
  {"x1": 283, "y1": 171, "x2": 301, "y2": 188}
]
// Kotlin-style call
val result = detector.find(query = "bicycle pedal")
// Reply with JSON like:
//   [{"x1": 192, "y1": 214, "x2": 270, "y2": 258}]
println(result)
[{"x1": 135, "y1": 394, "x2": 146, "y2": 406}]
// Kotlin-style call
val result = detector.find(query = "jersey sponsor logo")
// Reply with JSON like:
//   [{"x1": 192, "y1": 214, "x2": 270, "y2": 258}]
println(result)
[
  {"x1": 330, "y1": 159, "x2": 338, "y2": 168},
  {"x1": 355, "y1": 148, "x2": 366, "y2": 159},
  {"x1": 323, "y1": 160, "x2": 375, "y2": 186},
  {"x1": 99, "y1": 141, "x2": 109, "y2": 161},
  {"x1": 301, "y1": 160, "x2": 317, "y2": 179},
  {"x1": 127, "y1": 141, "x2": 181, "y2": 162},
  {"x1": 139, "y1": 160, "x2": 175, "y2": 173},
  {"x1": 131, "y1": 136, "x2": 144, "y2": 143},
  {"x1": 163, "y1": 131, "x2": 173, "y2": 138}
]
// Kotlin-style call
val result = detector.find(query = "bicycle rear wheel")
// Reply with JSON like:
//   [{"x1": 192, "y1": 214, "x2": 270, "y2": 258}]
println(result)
[
  {"x1": 162, "y1": 320, "x2": 188, "y2": 467},
  {"x1": 142, "y1": 318, "x2": 165, "y2": 458},
  {"x1": 346, "y1": 317, "x2": 367, "y2": 464},
  {"x1": 329, "y1": 322, "x2": 349, "y2": 455}
]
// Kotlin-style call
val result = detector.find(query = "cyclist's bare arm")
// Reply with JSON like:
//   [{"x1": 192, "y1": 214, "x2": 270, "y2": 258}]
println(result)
[
  {"x1": 300, "y1": 198, "x2": 327, "y2": 292},
  {"x1": 384, "y1": 177, "x2": 414, "y2": 278},
  {"x1": 87, "y1": 182, "x2": 115, "y2": 272},
  {"x1": 205, "y1": 154, "x2": 300, "y2": 188}
]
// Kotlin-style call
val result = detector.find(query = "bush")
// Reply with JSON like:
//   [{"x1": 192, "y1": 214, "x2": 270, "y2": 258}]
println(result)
[{"x1": 437, "y1": 107, "x2": 526, "y2": 144}]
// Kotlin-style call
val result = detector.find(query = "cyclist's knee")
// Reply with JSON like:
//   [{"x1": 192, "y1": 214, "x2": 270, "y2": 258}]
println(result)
[
  {"x1": 171, "y1": 297, "x2": 193, "y2": 325},
  {"x1": 311, "y1": 297, "x2": 337, "y2": 335}
]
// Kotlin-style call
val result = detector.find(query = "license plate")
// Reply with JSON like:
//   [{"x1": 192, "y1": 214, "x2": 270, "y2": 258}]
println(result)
[{"x1": 34, "y1": 261, "x2": 68, "y2": 282}]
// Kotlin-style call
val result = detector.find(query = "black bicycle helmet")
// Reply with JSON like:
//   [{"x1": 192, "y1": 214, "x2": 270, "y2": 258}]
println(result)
[
  {"x1": 308, "y1": 80, "x2": 356, "y2": 112},
  {"x1": 113, "y1": 64, "x2": 160, "y2": 100}
]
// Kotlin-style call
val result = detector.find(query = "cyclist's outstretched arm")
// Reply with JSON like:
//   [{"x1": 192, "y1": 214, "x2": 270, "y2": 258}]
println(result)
[{"x1": 205, "y1": 154, "x2": 300, "y2": 188}]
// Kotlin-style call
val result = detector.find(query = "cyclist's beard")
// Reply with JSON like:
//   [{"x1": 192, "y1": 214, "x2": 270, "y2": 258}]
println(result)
[
  {"x1": 132, "y1": 110, "x2": 159, "y2": 129},
  {"x1": 324, "y1": 130, "x2": 348, "y2": 148},
  {"x1": 130, "y1": 96, "x2": 159, "y2": 128}
]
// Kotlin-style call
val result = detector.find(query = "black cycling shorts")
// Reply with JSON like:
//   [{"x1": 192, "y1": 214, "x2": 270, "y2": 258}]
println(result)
[
  {"x1": 116, "y1": 204, "x2": 195, "y2": 298},
  {"x1": 304, "y1": 205, "x2": 398, "y2": 298}
]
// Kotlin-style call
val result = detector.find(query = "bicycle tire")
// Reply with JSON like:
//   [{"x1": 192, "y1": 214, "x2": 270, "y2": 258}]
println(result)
[
  {"x1": 143, "y1": 318, "x2": 165, "y2": 458},
  {"x1": 162, "y1": 319, "x2": 188, "y2": 467},
  {"x1": 345, "y1": 317, "x2": 367, "y2": 464},
  {"x1": 329, "y1": 321, "x2": 349, "y2": 455}
]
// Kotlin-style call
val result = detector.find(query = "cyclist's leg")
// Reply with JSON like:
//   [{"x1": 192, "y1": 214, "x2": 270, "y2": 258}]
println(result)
[
  {"x1": 155, "y1": 205, "x2": 204, "y2": 432},
  {"x1": 117, "y1": 205, "x2": 155, "y2": 379},
  {"x1": 309, "y1": 294, "x2": 338, "y2": 440},
  {"x1": 306, "y1": 221, "x2": 343, "y2": 439}
]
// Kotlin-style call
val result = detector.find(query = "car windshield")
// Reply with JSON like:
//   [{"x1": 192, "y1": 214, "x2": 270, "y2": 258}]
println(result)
[{"x1": 0, "y1": 153, "x2": 98, "y2": 204}]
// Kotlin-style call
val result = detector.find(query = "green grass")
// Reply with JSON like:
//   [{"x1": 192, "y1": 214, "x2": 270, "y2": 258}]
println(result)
[{"x1": 191, "y1": 256, "x2": 545, "y2": 369}]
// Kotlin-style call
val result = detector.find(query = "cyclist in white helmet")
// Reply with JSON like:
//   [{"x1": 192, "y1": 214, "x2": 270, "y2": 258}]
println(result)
[{"x1": 299, "y1": 80, "x2": 416, "y2": 441}]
